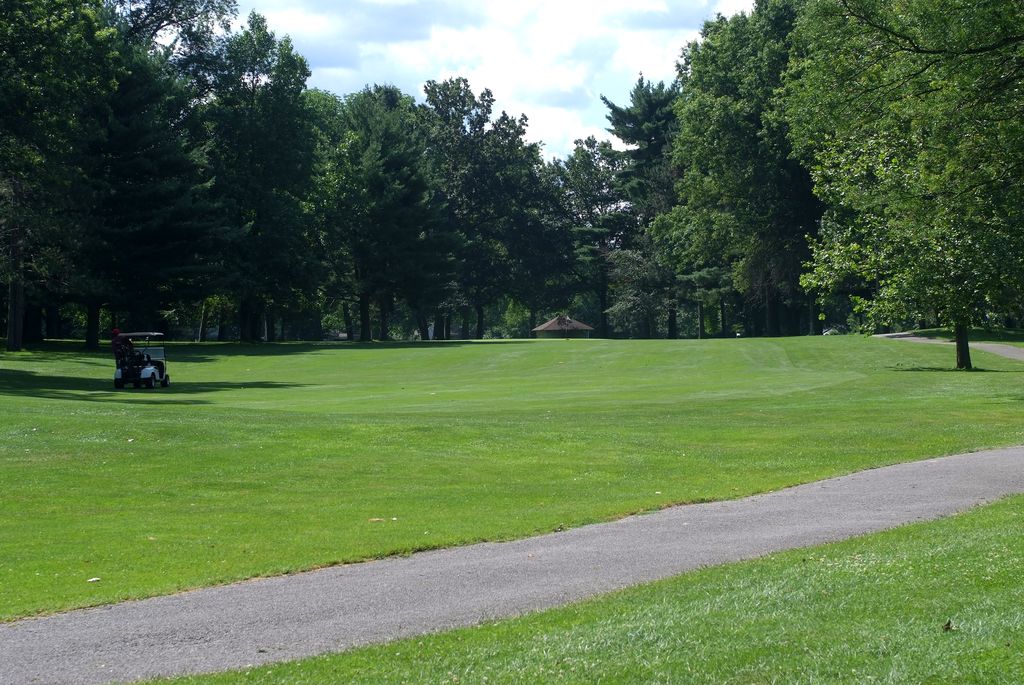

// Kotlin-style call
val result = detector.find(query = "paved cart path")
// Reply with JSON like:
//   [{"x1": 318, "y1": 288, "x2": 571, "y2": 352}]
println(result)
[
  {"x1": 877, "y1": 332, "x2": 1024, "y2": 362},
  {"x1": 4, "y1": 447, "x2": 1024, "y2": 685}
]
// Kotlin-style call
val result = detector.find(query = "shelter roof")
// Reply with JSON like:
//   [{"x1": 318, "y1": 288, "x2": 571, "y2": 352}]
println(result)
[{"x1": 532, "y1": 316, "x2": 594, "y2": 332}]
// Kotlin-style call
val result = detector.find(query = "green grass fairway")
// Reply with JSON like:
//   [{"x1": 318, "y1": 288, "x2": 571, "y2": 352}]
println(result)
[
  {"x1": 2, "y1": 336, "x2": 1023, "y2": 620},
  {"x1": 156, "y1": 495, "x2": 1024, "y2": 685}
]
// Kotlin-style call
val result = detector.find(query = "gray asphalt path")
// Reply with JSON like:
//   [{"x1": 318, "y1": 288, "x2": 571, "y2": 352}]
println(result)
[
  {"x1": 4, "y1": 447, "x2": 1024, "y2": 685},
  {"x1": 877, "y1": 332, "x2": 1024, "y2": 362},
  {"x1": 973, "y1": 342, "x2": 1024, "y2": 361}
]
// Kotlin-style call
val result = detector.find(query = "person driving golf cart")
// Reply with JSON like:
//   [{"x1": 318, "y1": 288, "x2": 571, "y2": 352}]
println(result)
[
  {"x1": 111, "y1": 328, "x2": 134, "y2": 366},
  {"x1": 111, "y1": 331, "x2": 170, "y2": 389}
]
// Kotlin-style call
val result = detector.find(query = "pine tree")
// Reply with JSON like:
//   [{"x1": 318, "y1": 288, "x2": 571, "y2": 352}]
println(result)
[{"x1": 75, "y1": 44, "x2": 227, "y2": 347}]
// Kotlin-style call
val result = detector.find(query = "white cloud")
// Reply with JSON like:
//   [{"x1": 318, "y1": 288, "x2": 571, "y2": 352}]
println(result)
[
  {"x1": 236, "y1": 0, "x2": 757, "y2": 158},
  {"x1": 714, "y1": 0, "x2": 756, "y2": 18},
  {"x1": 258, "y1": 7, "x2": 340, "y2": 40}
]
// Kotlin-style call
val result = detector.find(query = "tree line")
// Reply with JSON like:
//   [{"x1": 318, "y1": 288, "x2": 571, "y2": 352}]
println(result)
[{"x1": 3, "y1": 0, "x2": 1022, "y2": 367}]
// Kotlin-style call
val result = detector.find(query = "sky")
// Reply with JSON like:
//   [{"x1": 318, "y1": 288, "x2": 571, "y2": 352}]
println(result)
[{"x1": 233, "y1": 0, "x2": 756, "y2": 160}]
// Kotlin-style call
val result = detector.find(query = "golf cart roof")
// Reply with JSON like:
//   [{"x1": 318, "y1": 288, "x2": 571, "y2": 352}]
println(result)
[{"x1": 116, "y1": 332, "x2": 164, "y2": 340}]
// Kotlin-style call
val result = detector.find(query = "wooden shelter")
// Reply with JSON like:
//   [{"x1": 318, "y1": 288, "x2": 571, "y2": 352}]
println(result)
[{"x1": 532, "y1": 315, "x2": 594, "y2": 339}]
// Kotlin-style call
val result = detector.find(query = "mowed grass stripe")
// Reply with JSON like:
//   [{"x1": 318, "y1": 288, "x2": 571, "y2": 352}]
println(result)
[{"x1": 2, "y1": 336, "x2": 1023, "y2": 619}]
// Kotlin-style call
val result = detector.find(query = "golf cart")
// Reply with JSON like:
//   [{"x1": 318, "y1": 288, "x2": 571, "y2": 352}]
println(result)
[{"x1": 112, "y1": 332, "x2": 170, "y2": 389}]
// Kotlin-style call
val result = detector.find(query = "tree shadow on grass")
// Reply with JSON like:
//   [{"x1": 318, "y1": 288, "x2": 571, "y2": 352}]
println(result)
[
  {"x1": 0, "y1": 368, "x2": 308, "y2": 405},
  {"x1": 13, "y1": 339, "x2": 539, "y2": 366},
  {"x1": 889, "y1": 366, "x2": 1014, "y2": 373},
  {"x1": 146, "y1": 339, "x2": 543, "y2": 364}
]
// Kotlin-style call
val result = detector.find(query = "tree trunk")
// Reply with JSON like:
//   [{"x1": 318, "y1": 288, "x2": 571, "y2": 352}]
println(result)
[
  {"x1": 460, "y1": 309, "x2": 470, "y2": 340},
  {"x1": 433, "y1": 312, "x2": 445, "y2": 341},
  {"x1": 263, "y1": 312, "x2": 273, "y2": 342},
  {"x1": 378, "y1": 297, "x2": 390, "y2": 341},
  {"x1": 640, "y1": 313, "x2": 653, "y2": 339},
  {"x1": 264, "y1": 304, "x2": 278, "y2": 342},
  {"x1": 5, "y1": 277, "x2": 24, "y2": 351},
  {"x1": 598, "y1": 282, "x2": 610, "y2": 338},
  {"x1": 23, "y1": 304, "x2": 43, "y2": 344},
  {"x1": 342, "y1": 302, "x2": 355, "y2": 341},
  {"x1": 697, "y1": 301, "x2": 705, "y2": 339},
  {"x1": 417, "y1": 314, "x2": 430, "y2": 341},
  {"x1": 746, "y1": 301, "x2": 760, "y2": 337},
  {"x1": 240, "y1": 306, "x2": 253, "y2": 342},
  {"x1": 529, "y1": 309, "x2": 537, "y2": 338},
  {"x1": 197, "y1": 299, "x2": 207, "y2": 342},
  {"x1": 475, "y1": 304, "x2": 484, "y2": 340},
  {"x1": 443, "y1": 315, "x2": 451, "y2": 341},
  {"x1": 45, "y1": 306, "x2": 62, "y2": 340},
  {"x1": 720, "y1": 299, "x2": 728, "y2": 338},
  {"x1": 955, "y1": 323, "x2": 973, "y2": 370},
  {"x1": 5, "y1": 211, "x2": 25, "y2": 351},
  {"x1": 85, "y1": 302, "x2": 101, "y2": 350},
  {"x1": 667, "y1": 305, "x2": 678, "y2": 339},
  {"x1": 358, "y1": 292, "x2": 372, "y2": 341},
  {"x1": 238, "y1": 298, "x2": 254, "y2": 342},
  {"x1": 765, "y1": 288, "x2": 779, "y2": 337}
]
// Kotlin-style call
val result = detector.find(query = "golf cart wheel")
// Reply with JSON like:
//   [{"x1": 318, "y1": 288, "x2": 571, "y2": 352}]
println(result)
[{"x1": 160, "y1": 374, "x2": 170, "y2": 388}]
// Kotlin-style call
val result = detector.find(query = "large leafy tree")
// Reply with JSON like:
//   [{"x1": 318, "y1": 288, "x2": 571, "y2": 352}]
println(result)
[
  {"x1": 657, "y1": 0, "x2": 822, "y2": 337},
  {"x1": 462, "y1": 108, "x2": 526, "y2": 339},
  {"x1": 338, "y1": 85, "x2": 447, "y2": 341},
  {"x1": 601, "y1": 78, "x2": 681, "y2": 337},
  {"x1": 605, "y1": 236, "x2": 680, "y2": 339},
  {"x1": 787, "y1": 0, "x2": 1024, "y2": 367},
  {"x1": 306, "y1": 89, "x2": 357, "y2": 339},
  {"x1": 503, "y1": 147, "x2": 576, "y2": 333},
  {"x1": 74, "y1": 43, "x2": 226, "y2": 348},
  {"x1": 204, "y1": 12, "x2": 318, "y2": 340},
  {"x1": 110, "y1": 0, "x2": 235, "y2": 46},
  {"x1": 601, "y1": 77, "x2": 679, "y2": 227},
  {"x1": 1, "y1": 0, "x2": 116, "y2": 350},
  {"x1": 109, "y1": 0, "x2": 236, "y2": 90},
  {"x1": 423, "y1": 78, "x2": 544, "y2": 339},
  {"x1": 557, "y1": 136, "x2": 631, "y2": 337},
  {"x1": 421, "y1": 78, "x2": 492, "y2": 338},
  {"x1": 2, "y1": 0, "x2": 240, "y2": 350}
]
